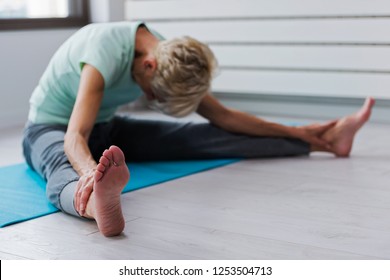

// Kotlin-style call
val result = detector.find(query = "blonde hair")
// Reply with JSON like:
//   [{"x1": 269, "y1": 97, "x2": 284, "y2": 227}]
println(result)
[{"x1": 150, "y1": 36, "x2": 218, "y2": 117}]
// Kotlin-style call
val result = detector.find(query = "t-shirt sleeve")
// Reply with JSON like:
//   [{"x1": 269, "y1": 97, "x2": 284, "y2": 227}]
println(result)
[{"x1": 78, "y1": 30, "x2": 128, "y2": 88}]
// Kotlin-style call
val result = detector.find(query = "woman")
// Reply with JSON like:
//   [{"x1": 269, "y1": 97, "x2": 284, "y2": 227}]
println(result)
[{"x1": 23, "y1": 21, "x2": 374, "y2": 237}]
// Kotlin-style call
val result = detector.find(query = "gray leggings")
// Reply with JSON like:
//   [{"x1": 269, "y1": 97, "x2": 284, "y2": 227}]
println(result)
[{"x1": 22, "y1": 116, "x2": 310, "y2": 217}]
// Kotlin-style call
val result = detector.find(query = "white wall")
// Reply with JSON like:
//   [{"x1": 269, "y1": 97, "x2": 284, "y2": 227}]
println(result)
[
  {"x1": 0, "y1": 28, "x2": 77, "y2": 129},
  {"x1": 126, "y1": 0, "x2": 390, "y2": 100},
  {"x1": 89, "y1": 0, "x2": 124, "y2": 23}
]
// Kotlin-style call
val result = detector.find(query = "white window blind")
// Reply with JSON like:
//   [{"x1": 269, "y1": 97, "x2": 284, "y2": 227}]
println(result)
[{"x1": 125, "y1": 0, "x2": 390, "y2": 100}]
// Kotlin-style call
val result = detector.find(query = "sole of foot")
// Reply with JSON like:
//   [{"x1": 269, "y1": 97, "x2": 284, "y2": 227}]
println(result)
[{"x1": 87, "y1": 145, "x2": 130, "y2": 237}]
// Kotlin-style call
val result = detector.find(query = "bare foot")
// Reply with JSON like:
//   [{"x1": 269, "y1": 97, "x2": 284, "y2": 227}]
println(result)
[
  {"x1": 322, "y1": 97, "x2": 375, "y2": 157},
  {"x1": 85, "y1": 146, "x2": 130, "y2": 237}
]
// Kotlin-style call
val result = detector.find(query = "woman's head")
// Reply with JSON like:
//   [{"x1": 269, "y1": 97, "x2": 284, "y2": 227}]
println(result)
[{"x1": 149, "y1": 36, "x2": 218, "y2": 117}]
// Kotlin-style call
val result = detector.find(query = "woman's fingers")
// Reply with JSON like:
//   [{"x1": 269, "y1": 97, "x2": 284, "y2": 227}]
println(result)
[
  {"x1": 79, "y1": 180, "x2": 94, "y2": 216},
  {"x1": 74, "y1": 173, "x2": 94, "y2": 216},
  {"x1": 309, "y1": 135, "x2": 331, "y2": 149},
  {"x1": 74, "y1": 178, "x2": 84, "y2": 213}
]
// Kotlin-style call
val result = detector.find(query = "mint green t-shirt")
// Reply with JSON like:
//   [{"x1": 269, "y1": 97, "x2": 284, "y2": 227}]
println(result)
[{"x1": 28, "y1": 21, "x2": 162, "y2": 125}]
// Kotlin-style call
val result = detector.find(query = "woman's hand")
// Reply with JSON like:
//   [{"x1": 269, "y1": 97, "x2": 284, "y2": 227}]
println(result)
[
  {"x1": 292, "y1": 120, "x2": 337, "y2": 149},
  {"x1": 74, "y1": 169, "x2": 95, "y2": 217}
]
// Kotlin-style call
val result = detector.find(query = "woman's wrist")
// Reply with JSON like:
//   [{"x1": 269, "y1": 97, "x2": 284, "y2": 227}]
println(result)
[{"x1": 285, "y1": 126, "x2": 302, "y2": 139}]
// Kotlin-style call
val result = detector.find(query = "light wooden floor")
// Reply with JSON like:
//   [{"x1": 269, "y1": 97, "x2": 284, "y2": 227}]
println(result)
[{"x1": 0, "y1": 112, "x2": 389, "y2": 260}]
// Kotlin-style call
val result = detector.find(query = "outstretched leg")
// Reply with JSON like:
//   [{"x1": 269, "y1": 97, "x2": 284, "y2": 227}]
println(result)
[
  {"x1": 106, "y1": 116, "x2": 310, "y2": 161},
  {"x1": 84, "y1": 145, "x2": 130, "y2": 237},
  {"x1": 314, "y1": 97, "x2": 375, "y2": 157}
]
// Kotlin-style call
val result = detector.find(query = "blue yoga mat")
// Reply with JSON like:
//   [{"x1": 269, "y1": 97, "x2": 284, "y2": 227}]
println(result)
[{"x1": 0, "y1": 159, "x2": 239, "y2": 228}]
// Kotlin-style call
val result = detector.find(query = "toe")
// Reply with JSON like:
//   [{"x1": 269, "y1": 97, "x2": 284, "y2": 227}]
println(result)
[
  {"x1": 94, "y1": 169, "x2": 104, "y2": 182},
  {"x1": 103, "y1": 149, "x2": 113, "y2": 161},
  {"x1": 96, "y1": 162, "x2": 106, "y2": 173},
  {"x1": 99, "y1": 156, "x2": 110, "y2": 167},
  {"x1": 109, "y1": 145, "x2": 126, "y2": 165}
]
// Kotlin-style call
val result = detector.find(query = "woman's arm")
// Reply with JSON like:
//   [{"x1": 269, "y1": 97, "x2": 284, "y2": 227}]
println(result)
[
  {"x1": 64, "y1": 64, "x2": 105, "y2": 215},
  {"x1": 197, "y1": 94, "x2": 334, "y2": 148}
]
